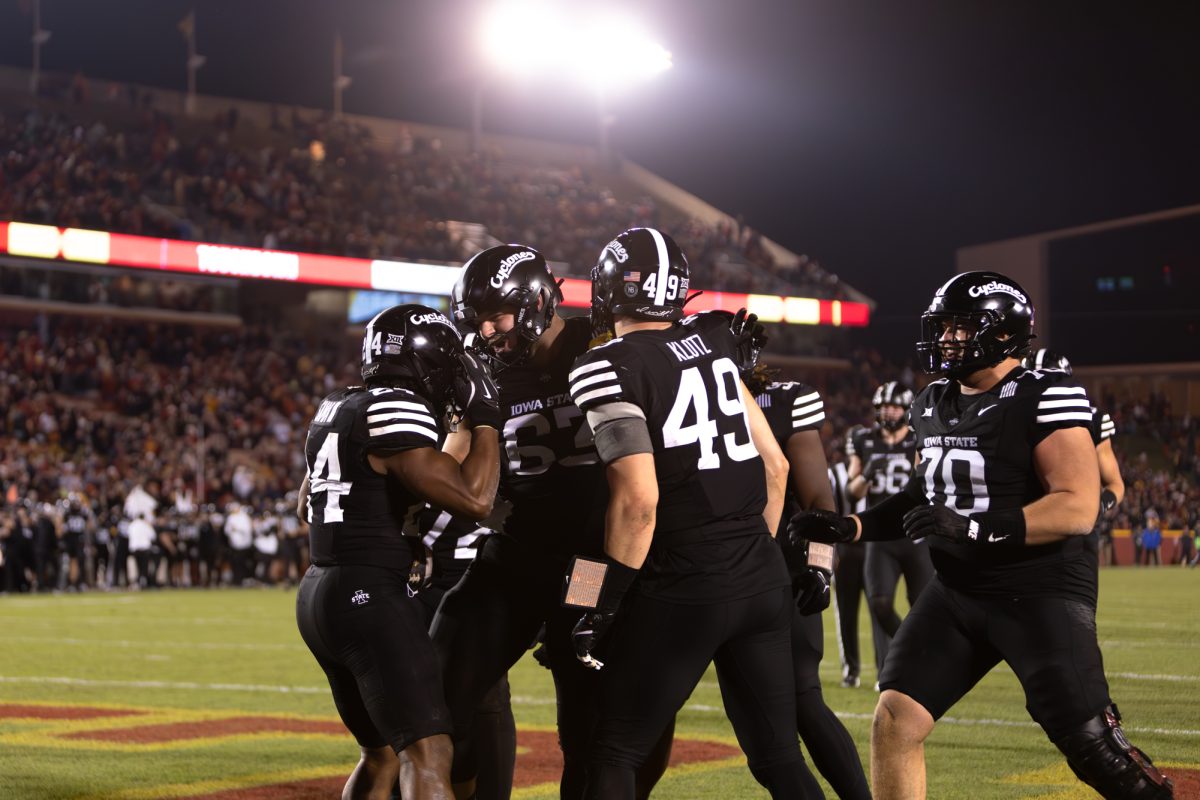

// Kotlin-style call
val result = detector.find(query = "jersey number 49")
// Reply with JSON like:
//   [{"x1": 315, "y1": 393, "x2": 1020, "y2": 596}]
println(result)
[{"x1": 664, "y1": 357, "x2": 758, "y2": 470}]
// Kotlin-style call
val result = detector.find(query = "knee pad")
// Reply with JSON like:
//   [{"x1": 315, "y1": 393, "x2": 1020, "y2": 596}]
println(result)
[{"x1": 1053, "y1": 705, "x2": 1174, "y2": 799}]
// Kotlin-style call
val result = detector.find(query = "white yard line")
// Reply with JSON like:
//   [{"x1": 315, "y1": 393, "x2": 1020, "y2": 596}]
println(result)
[
  {"x1": 0, "y1": 676, "x2": 326, "y2": 694},
  {"x1": 4, "y1": 635, "x2": 303, "y2": 652}
]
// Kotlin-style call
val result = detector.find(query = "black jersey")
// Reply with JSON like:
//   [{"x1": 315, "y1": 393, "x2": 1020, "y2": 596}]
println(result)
[
  {"x1": 847, "y1": 425, "x2": 917, "y2": 506},
  {"x1": 303, "y1": 385, "x2": 440, "y2": 571},
  {"x1": 909, "y1": 366, "x2": 1098, "y2": 604},
  {"x1": 570, "y1": 322, "x2": 786, "y2": 603},
  {"x1": 492, "y1": 316, "x2": 607, "y2": 555},
  {"x1": 413, "y1": 504, "x2": 493, "y2": 581},
  {"x1": 755, "y1": 380, "x2": 826, "y2": 521}
]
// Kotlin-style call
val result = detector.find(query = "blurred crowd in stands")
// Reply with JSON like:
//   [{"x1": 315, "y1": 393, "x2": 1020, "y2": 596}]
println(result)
[
  {"x1": 2, "y1": 313, "x2": 1193, "y2": 594},
  {"x1": 1102, "y1": 389, "x2": 1200, "y2": 565},
  {"x1": 0, "y1": 95, "x2": 848, "y2": 299},
  {"x1": 0, "y1": 315, "x2": 355, "y2": 591}
]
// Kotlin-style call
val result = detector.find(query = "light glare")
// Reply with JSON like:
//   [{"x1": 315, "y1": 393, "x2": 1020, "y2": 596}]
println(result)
[{"x1": 480, "y1": 3, "x2": 671, "y2": 90}]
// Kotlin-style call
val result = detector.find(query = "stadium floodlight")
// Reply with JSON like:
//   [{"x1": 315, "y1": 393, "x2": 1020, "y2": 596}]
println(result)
[
  {"x1": 479, "y1": 1, "x2": 566, "y2": 78},
  {"x1": 480, "y1": 2, "x2": 671, "y2": 88},
  {"x1": 568, "y1": 10, "x2": 673, "y2": 91},
  {"x1": 474, "y1": 2, "x2": 671, "y2": 155}
]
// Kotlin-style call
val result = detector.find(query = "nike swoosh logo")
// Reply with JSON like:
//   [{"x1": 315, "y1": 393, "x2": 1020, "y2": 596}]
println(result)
[
  {"x1": 978, "y1": 404, "x2": 998, "y2": 416},
  {"x1": 988, "y1": 532, "x2": 1008, "y2": 542}
]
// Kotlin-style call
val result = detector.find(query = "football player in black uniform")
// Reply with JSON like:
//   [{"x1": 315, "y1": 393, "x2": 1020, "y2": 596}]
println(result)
[
  {"x1": 430, "y1": 245, "x2": 675, "y2": 800},
  {"x1": 566, "y1": 228, "x2": 822, "y2": 799},
  {"x1": 295, "y1": 304, "x2": 502, "y2": 800},
  {"x1": 792, "y1": 272, "x2": 1173, "y2": 799},
  {"x1": 847, "y1": 382, "x2": 932, "y2": 682},
  {"x1": 413, "y1": 505, "x2": 516, "y2": 800},
  {"x1": 831, "y1": 425, "x2": 888, "y2": 690},
  {"x1": 742, "y1": 354, "x2": 871, "y2": 800},
  {"x1": 1022, "y1": 348, "x2": 1125, "y2": 569}
]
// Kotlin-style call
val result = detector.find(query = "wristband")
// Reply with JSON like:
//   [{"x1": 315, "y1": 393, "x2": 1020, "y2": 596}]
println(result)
[
  {"x1": 562, "y1": 555, "x2": 638, "y2": 613},
  {"x1": 967, "y1": 507, "x2": 1026, "y2": 546},
  {"x1": 806, "y1": 541, "x2": 835, "y2": 572}
]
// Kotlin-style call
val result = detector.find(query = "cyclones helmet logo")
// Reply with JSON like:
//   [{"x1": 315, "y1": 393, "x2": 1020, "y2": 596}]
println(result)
[
  {"x1": 490, "y1": 251, "x2": 537, "y2": 288},
  {"x1": 410, "y1": 312, "x2": 454, "y2": 328},
  {"x1": 605, "y1": 240, "x2": 630, "y2": 264},
  {"x1": 968, "y1": 281, "x2": 1027, "y2": 303}
]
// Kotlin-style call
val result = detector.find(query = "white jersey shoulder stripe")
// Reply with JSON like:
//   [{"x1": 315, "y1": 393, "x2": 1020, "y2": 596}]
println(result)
[
  {"x1": 1037, "y1": 398, "x2": 1092, "y2": 410},
  {"x1": 570, "y1": 371, "x2": 620, "y2": 393},
  {"x1": 568, "y1": 360, "x2": 614, "y2": 382},
  {"x1": 793, "y1": 412, "x2": 826, "y2": 428},
  {"x1": 792, "y1": 391, "x2": 821, "y2": 406},
  {"x1": 792, "y1": 400, "x2": 824, "y2": 417},
  {"x1": 1036, "y1": 412, "x2": 1093, "y2": 424},
  {"x1": 369, "y1": 423, "x2": 439, "y2": 440},
  {"x1": 367, "y1": 410, "x2": 437, "y2": 426},
  {"x1": 575, "y1": 385, "x2": 623, "y2": 406},
  {"x1": 1042, "y1": 386, "x2": 1086, "y2": 396},
  {"x1": 368, "y1": 400, "x2": 431, "y2": 414}
]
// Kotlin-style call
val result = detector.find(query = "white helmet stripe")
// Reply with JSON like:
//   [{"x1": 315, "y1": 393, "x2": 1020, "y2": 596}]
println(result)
[
  {"x1": 648, "y1": 228, "x2": 671, "y2": 306},
  {"x1": 364, "y1": 320, "x2": 375, "y2": 364}
]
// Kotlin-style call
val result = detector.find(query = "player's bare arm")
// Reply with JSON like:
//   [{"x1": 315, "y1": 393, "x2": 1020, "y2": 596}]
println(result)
[
  {"x1": 786, "y1": 430, "x2": 836, "y2": 514},
  {"x1": 846, "y1": 454, "x2": 869, "y2": 500},
  {"x1": 370, "y1": 426, "x2": 501, "y2": 520},
  {"x1": 603, "y1": 452, "x2": 659, "y2": 568},
  {"x1": 1023, "y1": 425, "x2": 1101, "y2": 544},
  {"x1": 296, "y1": 474, "x2": 309, "y2": 523},
  {"x1": 1096, "y1": 438, "x2": 1124, "y2": 508}
]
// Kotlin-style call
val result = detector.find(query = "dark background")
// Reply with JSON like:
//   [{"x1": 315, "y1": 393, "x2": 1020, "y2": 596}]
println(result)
[{"x1": 2, "y1": 0, "x2": 1198, "y2": 353}]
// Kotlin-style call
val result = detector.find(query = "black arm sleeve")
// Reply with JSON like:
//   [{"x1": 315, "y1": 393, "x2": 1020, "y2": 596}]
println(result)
[{"x1": 855, "y1": 477, "x2": 924, "y2": 542}]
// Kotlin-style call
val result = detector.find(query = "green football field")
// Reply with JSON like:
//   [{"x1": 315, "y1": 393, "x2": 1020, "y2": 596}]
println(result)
[{"x1": 0, "y1": 569, "x2": 1196, "y2": 799}]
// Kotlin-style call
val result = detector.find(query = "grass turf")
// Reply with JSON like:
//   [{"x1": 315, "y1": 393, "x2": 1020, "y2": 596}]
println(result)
[{"x1": 0, "y1": 567, "x2": 1196, "y2": 799}]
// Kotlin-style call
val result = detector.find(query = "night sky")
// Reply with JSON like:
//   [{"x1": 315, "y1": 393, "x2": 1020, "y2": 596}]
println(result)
[{"x1": 2, "y1": 0, "x2": 1199, "y2": 343}]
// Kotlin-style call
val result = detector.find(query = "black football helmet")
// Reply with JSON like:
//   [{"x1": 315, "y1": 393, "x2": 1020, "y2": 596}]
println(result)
[
  {"x1": 361, "y1": 304, "x2": 464, "y2": 414},
  {"x1": 1022, "y1": 347, "x2": 1072, "y2": 375},
  {"x1": 916, "y1": 271, "x2": 1035, "y2": 379},
  {"x1": 872, "y1": 381, "x2": 913, "y2": 431},
  {"x1": 450, "y1": 244, "x2": 562, "y2": 368},
  {"x1": 590, "y1": 227, "x2": 690, "y2": 337}
]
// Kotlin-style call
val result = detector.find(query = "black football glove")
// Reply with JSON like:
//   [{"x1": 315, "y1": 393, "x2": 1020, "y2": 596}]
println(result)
[
  {"x1": 1100, "y1": 489, "x2": 1118, "y2": 514},
  {"x1": 571, "y1": 611, "x2": 617, "y2": 671},
  {"x1": 730, "y1": 307, "x2": 768, "y2": 374},
  {"x1": 902, "y1": 504, "x2": 1025, "y2": 546},
  {"x1": 788, "y1": 509, "x2": 858, "y2": 546},
  {"x1": 793, "y1": 566, "x2": 832, "y2": 615},
  {"x1": 562, "y1": 555, "x2": 639, "y2": 671},
  {"x1": 454, "y1": 351, "x2": 502, "y2": 430}
]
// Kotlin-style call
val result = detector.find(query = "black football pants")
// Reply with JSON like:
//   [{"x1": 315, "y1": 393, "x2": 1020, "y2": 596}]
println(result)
[
  {"x1": 792, "y1": 608, "x2": 871, "y2": 799},
  {"x1": 864, "y1": 537, "x2": 934, "y2": 671},
  {"x1": 430, "y1": 534, "x2": 618, "y2": 799},
  {"x1": 585, "y1": 586, "x2": 823, "y2": 800},
  {"x1": 417, "y1": 566, "x2": 516, "y2": 800},
  {"x1": 834, "y1": 541, "x2": 889, "y2": 678}
]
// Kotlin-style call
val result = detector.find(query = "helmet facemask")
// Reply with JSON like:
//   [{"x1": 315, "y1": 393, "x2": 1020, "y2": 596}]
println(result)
[
  {"x1": 917, "y1": 310, "x2": 1029, "y2": 379},
  {"x1": 451, "y1": 245, "x2": 561, "y2": 372}
]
